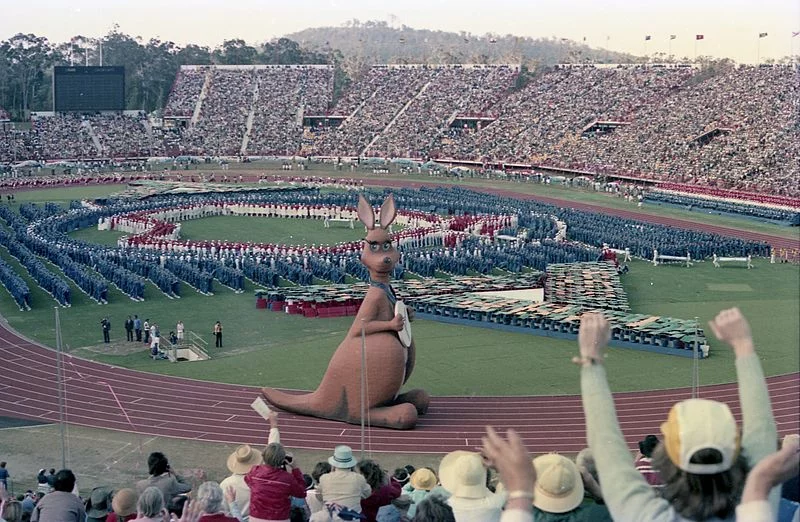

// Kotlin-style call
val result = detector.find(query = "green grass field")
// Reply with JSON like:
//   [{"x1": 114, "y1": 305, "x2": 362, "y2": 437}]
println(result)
[{"x1": 0, "y1": 176, "x2": 797, "y2": 397}]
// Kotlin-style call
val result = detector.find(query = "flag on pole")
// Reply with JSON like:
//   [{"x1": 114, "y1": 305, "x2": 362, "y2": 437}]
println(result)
[
  {"x1": 758, "y1": 32, "x2": 768, "y2": 38},
  {"x1": 670, "y1": 35, "x2": 677, "y2": 40},
  {"x1": 645, "y1": 35, "x2": 652, "y2": 41},
  {"x1": 695, "y1": 34, "x2": 704, "y2": 40}
]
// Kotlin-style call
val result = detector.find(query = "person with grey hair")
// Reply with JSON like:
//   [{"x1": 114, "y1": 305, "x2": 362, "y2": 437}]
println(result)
[
  {"x1": 130, "y1": 487, "x2": 201, "y2": 522},
  {"x1": 195, "y1": 482, "x2": 238, "y2": 522},
  {"x1": 132, "y1": 487, "x2": 166, "y2": 522}
]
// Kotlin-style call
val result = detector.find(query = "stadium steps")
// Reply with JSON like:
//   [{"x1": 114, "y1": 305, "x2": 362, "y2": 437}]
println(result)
[
  {"x1": 82, "y1": 120, "x2": 103, "y2": 156},
  {"x1": 240, "y1": 79, "x2": 260, "y2": 155},
  {"x1": 362, "y1": 80, "x2": 432, "y2": 155},
  {"x1": 191, "y1": 69, "x2": 213, "y2": 128}
]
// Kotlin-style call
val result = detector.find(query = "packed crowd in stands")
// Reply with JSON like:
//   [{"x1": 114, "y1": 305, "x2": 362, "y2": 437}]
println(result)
[
  {"x1": 164, "y1": 68, "x2": 209, "y2": 118},
  {"x1": 1, "y1": 64, "x2": 797, "y2": 198},
  {"x1": 181, "y1": 69, "x2": 255, "y2": 155},
  {"x1": 247, "y1": 67, "x2": 333, "y2": 156},
  {"x1": 2, "y1": 308, "x2": 798, "y2": 522}
]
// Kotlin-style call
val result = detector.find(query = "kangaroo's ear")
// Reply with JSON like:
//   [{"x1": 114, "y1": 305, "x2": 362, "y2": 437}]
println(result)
[
  {"x1": 379, "y1": 194, "x2": 397, "y2": 229},
  {"x1": 357, "y1": 194, "x2": 375, "y2": 230}
]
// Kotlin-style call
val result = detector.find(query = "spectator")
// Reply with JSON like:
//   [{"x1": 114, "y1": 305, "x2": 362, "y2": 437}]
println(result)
[
  {"x1": 220, "y1": 444, "x2": 262, "y2": 521},
  {"x1": 195, "y1": 482, "x2": 238, "y2": 522},
  {"x1": 245, "y1": 440, "x2": 306, "y2": 522},
  {"x1": 86, "y1": 487, "x2": 113, "y2": 522},
  {"x1": 577, "y1": 308, "x2": 779, "y2": 521},
  {"x1": 316, "y1": 446, "x2": 371, "y2": 515},
  {"x1": 0, "y1": 463, "x2": 7, "y2": 490},
  {"x1": 376, "y1": 496, "x2": 412, "y2": 522},
  {"x1": 1, "y1": 499, "x2": 22, "y2": 522},
  {"x1": 135, "y1": 452, "x2": 192, "y2": 500},
  {"x1": 635, "y1": 435, "x2": 665, "y2": 488},
  {"x1": 108, "y1": 489, "x2": 137, "y2": 522},
  {"x1": 531, "y1": 453, "x2": 612, "y2": 521},
  {"x1": 438, "y1": 450, "x2": 505, "y2": 522},
  {"x1": 30, "y1": 469, "x2": 84, "y2": 522},
  {"x1": 306, "y1": 462, "x2": 331, "y2": 515},
  {"x1": 402, "y1": 469, "x2": 437, "y2": 519},
  {"x1": 410, "y1": 495, "x2": 455, "y2": 522},
  {"x1": 737, "y1": 434, "x2": 800, "y2": 522},
  {"x1": 358, "y1": 460, "x2": 401, "y2": 522}
]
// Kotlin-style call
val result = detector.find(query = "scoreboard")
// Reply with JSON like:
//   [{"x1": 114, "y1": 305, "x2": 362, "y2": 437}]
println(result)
[{"x1": 53, "y1": 66, "x2": 125, "y2": 112}]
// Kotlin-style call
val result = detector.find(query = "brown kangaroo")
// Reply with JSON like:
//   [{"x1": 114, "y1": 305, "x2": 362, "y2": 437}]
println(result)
[{"x1": 261, "y1": 194, "x2": 430, "y2": 429}]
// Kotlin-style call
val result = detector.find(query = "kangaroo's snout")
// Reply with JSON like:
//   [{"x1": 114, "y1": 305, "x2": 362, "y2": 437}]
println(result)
[{"x1": 383, "y1": 256, "x2": 392, "y2": 265}]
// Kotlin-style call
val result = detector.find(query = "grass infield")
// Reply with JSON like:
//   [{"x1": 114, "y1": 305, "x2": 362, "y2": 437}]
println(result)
[{"x1": 0, "y1": 176, "x2": 797, "y2": 397}]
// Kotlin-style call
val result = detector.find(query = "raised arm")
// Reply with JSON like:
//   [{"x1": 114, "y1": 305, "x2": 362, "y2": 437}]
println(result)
[
  {"x1": 577, "y1": 313, "x2": 676, "y2": 522},
  {"x1": 708, "y1": 308, "x2": 779, "y2": 512}
]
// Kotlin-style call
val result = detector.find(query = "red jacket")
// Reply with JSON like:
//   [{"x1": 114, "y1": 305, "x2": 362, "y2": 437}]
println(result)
[
  {"x1": 245, "y1": 465, "x2": 307, "y2": 520},
  {"x1": 361, "y1": 481, "x2": 401, "y2": 522}
]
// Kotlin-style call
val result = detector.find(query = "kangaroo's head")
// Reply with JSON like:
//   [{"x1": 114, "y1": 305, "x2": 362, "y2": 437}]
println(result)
[{"x1": 357, "y1": 194, "x2": 399, "y2": 283}]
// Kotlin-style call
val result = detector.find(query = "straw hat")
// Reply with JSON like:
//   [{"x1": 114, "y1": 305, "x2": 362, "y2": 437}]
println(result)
[
  {"x1": 533, "y1": 454, "x2": 584, "y2": 514},
  {"x1": 409, "y1": 468, "x2": 437, "y2": 491},
  {"x1": 227, "y1": 444, "x2": 264, "y2": 474},
  {"x1": 439, "y1": 451, "x2": 491, "y2": 499},
  {"x1": 111, "y1": 488, "x2": 138, "y2": 518}
]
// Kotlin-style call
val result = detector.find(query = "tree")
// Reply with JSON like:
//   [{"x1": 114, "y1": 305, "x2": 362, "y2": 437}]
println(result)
[
  {"x1": 213, "y1": 39, "x2": 258, "y2": 65},
  {"x1": 1, "y1": 33, "x2": 56, "y2": 117}
]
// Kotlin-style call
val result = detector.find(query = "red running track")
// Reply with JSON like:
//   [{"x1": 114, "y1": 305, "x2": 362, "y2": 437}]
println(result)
[
  {"x1": 1, "y1": 325, "x2": 797, "y2": 454},
  {"x1": 1, "y1": 178, "x2": 797, "y2": 453}
]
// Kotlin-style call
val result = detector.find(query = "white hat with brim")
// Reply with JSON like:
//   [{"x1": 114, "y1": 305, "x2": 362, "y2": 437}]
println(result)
[
  {"x1": 439, "y1": 451, "x2": 492, "y2": 499},
  {"x1": 227, "y1": 444, "x2": 263, "y2": 474},
  {"x1": 533, "y1": 453, "x2": 584, "y2": 514},
  {"x1": 328, "y1": 445, "x2": 358, "y2": 468}
]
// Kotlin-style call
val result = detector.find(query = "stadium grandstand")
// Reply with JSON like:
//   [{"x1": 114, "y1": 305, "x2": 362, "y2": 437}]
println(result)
[{"x1": 0, "y1": 63, "x2": 798, "y2": 201}]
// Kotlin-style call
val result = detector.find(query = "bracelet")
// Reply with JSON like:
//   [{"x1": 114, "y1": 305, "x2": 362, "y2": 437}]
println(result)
[
  {"x1": 506, "y1": 490, "x2": 534, "y2": 500},
  {"x1": 571, "y1": 355, "x2": 604, "y2": 367}
]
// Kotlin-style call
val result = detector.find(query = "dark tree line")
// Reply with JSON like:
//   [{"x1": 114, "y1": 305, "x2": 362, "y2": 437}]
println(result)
[{"x1": 0, "y1": 29, "x2": 333, "y2": 120}]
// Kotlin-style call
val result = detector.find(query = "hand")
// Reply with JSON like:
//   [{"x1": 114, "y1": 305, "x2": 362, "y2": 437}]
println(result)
[
  {"x1": 389, "y1": 313, "x2": 405, "y2": 332},
  {"x1": 708, "y1": 308, "x2": 754, "y2": 356},
  {"x1": 224, "y1": 486, "x2": 236, "y2": 504},
  {"x1": 577, "y1": 313, "x2": 610, "y2": 361},
  {"x1": 481, "y1": 426, "x2": 535, "y2": 495},
  {"x1": 742, "y1": 434, "x2": 800, "y2": 503},
  {"x1": 268, "y1": 410, "x2": 279, "y2": 429},
  {"x1": 172, "y1": 499, "x2": 203, "y2": 522}
]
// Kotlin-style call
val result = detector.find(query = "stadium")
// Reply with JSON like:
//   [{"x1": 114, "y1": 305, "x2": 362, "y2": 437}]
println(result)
[{"x1": 0, "y1": 9, "x2": 799, "y2": 522}]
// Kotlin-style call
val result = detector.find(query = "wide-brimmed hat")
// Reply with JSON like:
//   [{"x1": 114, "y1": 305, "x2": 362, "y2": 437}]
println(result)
[
  {"x1": 86, "y1": 487, "x2": 113, "y2": 519},
  {"x1": 533, "y1": 454, "x2": 584, "y2": 514},
  {"x1": 328, "y1": 445, "x2": 358, "y2": 468},
  {"x1": 439, "y1": 451, "x2": 491, "y2": 499},
  {"x1": 661, "y1": 398, "x2": 740, "y2": 475},
  {"x1": 227, "y1": 444, "x2": 264, "y2": 474},
  {"x1": 409, "y1": 468, "x2": 437, "y2": 491},
  {"x1": 111, "y1": 488, "x2": 138, "y2": 517}
]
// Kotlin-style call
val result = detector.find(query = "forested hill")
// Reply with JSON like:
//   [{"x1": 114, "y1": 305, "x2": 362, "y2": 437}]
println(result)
[{"x1": 287, "y1": 20, "x2": 636, "y2": 67}]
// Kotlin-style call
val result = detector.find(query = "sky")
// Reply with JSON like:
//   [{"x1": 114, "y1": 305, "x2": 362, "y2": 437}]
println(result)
[{"x1": 1, "y1": 0, "x2": 798, "y2": 64}]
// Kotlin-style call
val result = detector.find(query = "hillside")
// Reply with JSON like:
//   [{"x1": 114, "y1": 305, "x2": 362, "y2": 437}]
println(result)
[{"x1": 287, "y1": 20, "x2": 637, "y2": 68}]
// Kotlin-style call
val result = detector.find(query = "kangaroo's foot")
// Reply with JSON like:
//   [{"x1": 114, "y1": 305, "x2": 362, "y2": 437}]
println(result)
[
  {"x1": 395, "y1": 388, "x2": 430, "y2": 415},
  {"x1": 361, "y1": 402, "x2": 419, "y2": 430}
]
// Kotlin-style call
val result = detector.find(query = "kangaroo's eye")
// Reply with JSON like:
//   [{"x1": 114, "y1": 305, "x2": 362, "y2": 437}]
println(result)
[
  {"x1": 369, "y1": 243, "x2": 379, "y2": 252},
  {"x1": 382, "y1": 242, "x2": 392, "y2": 251}
]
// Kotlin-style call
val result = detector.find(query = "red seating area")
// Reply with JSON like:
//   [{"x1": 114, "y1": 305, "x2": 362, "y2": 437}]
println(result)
[{"x1": 263, "y1": 296, "x2": 362, "y2": 318}]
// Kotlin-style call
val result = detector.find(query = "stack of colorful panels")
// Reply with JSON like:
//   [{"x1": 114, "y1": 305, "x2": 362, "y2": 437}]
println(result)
[{"x1": 545, "y1": 263, "x2": 630, "y2": 312}]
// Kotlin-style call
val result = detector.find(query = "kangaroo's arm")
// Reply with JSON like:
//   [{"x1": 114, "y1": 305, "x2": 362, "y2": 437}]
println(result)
[{"x1": 347, "y1": 288, "x2": 397, "y2": 337}]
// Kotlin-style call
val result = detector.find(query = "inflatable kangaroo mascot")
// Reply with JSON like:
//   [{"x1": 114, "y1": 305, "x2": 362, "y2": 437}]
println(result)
[{"x1": 261, "y1": 194, "x2": 430, "y2": 429}]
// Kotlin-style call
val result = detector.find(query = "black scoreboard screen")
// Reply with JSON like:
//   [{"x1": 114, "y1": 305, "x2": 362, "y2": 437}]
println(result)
[{"x1": 53, "y1": 66, "x2": 125, "y2": 112}]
